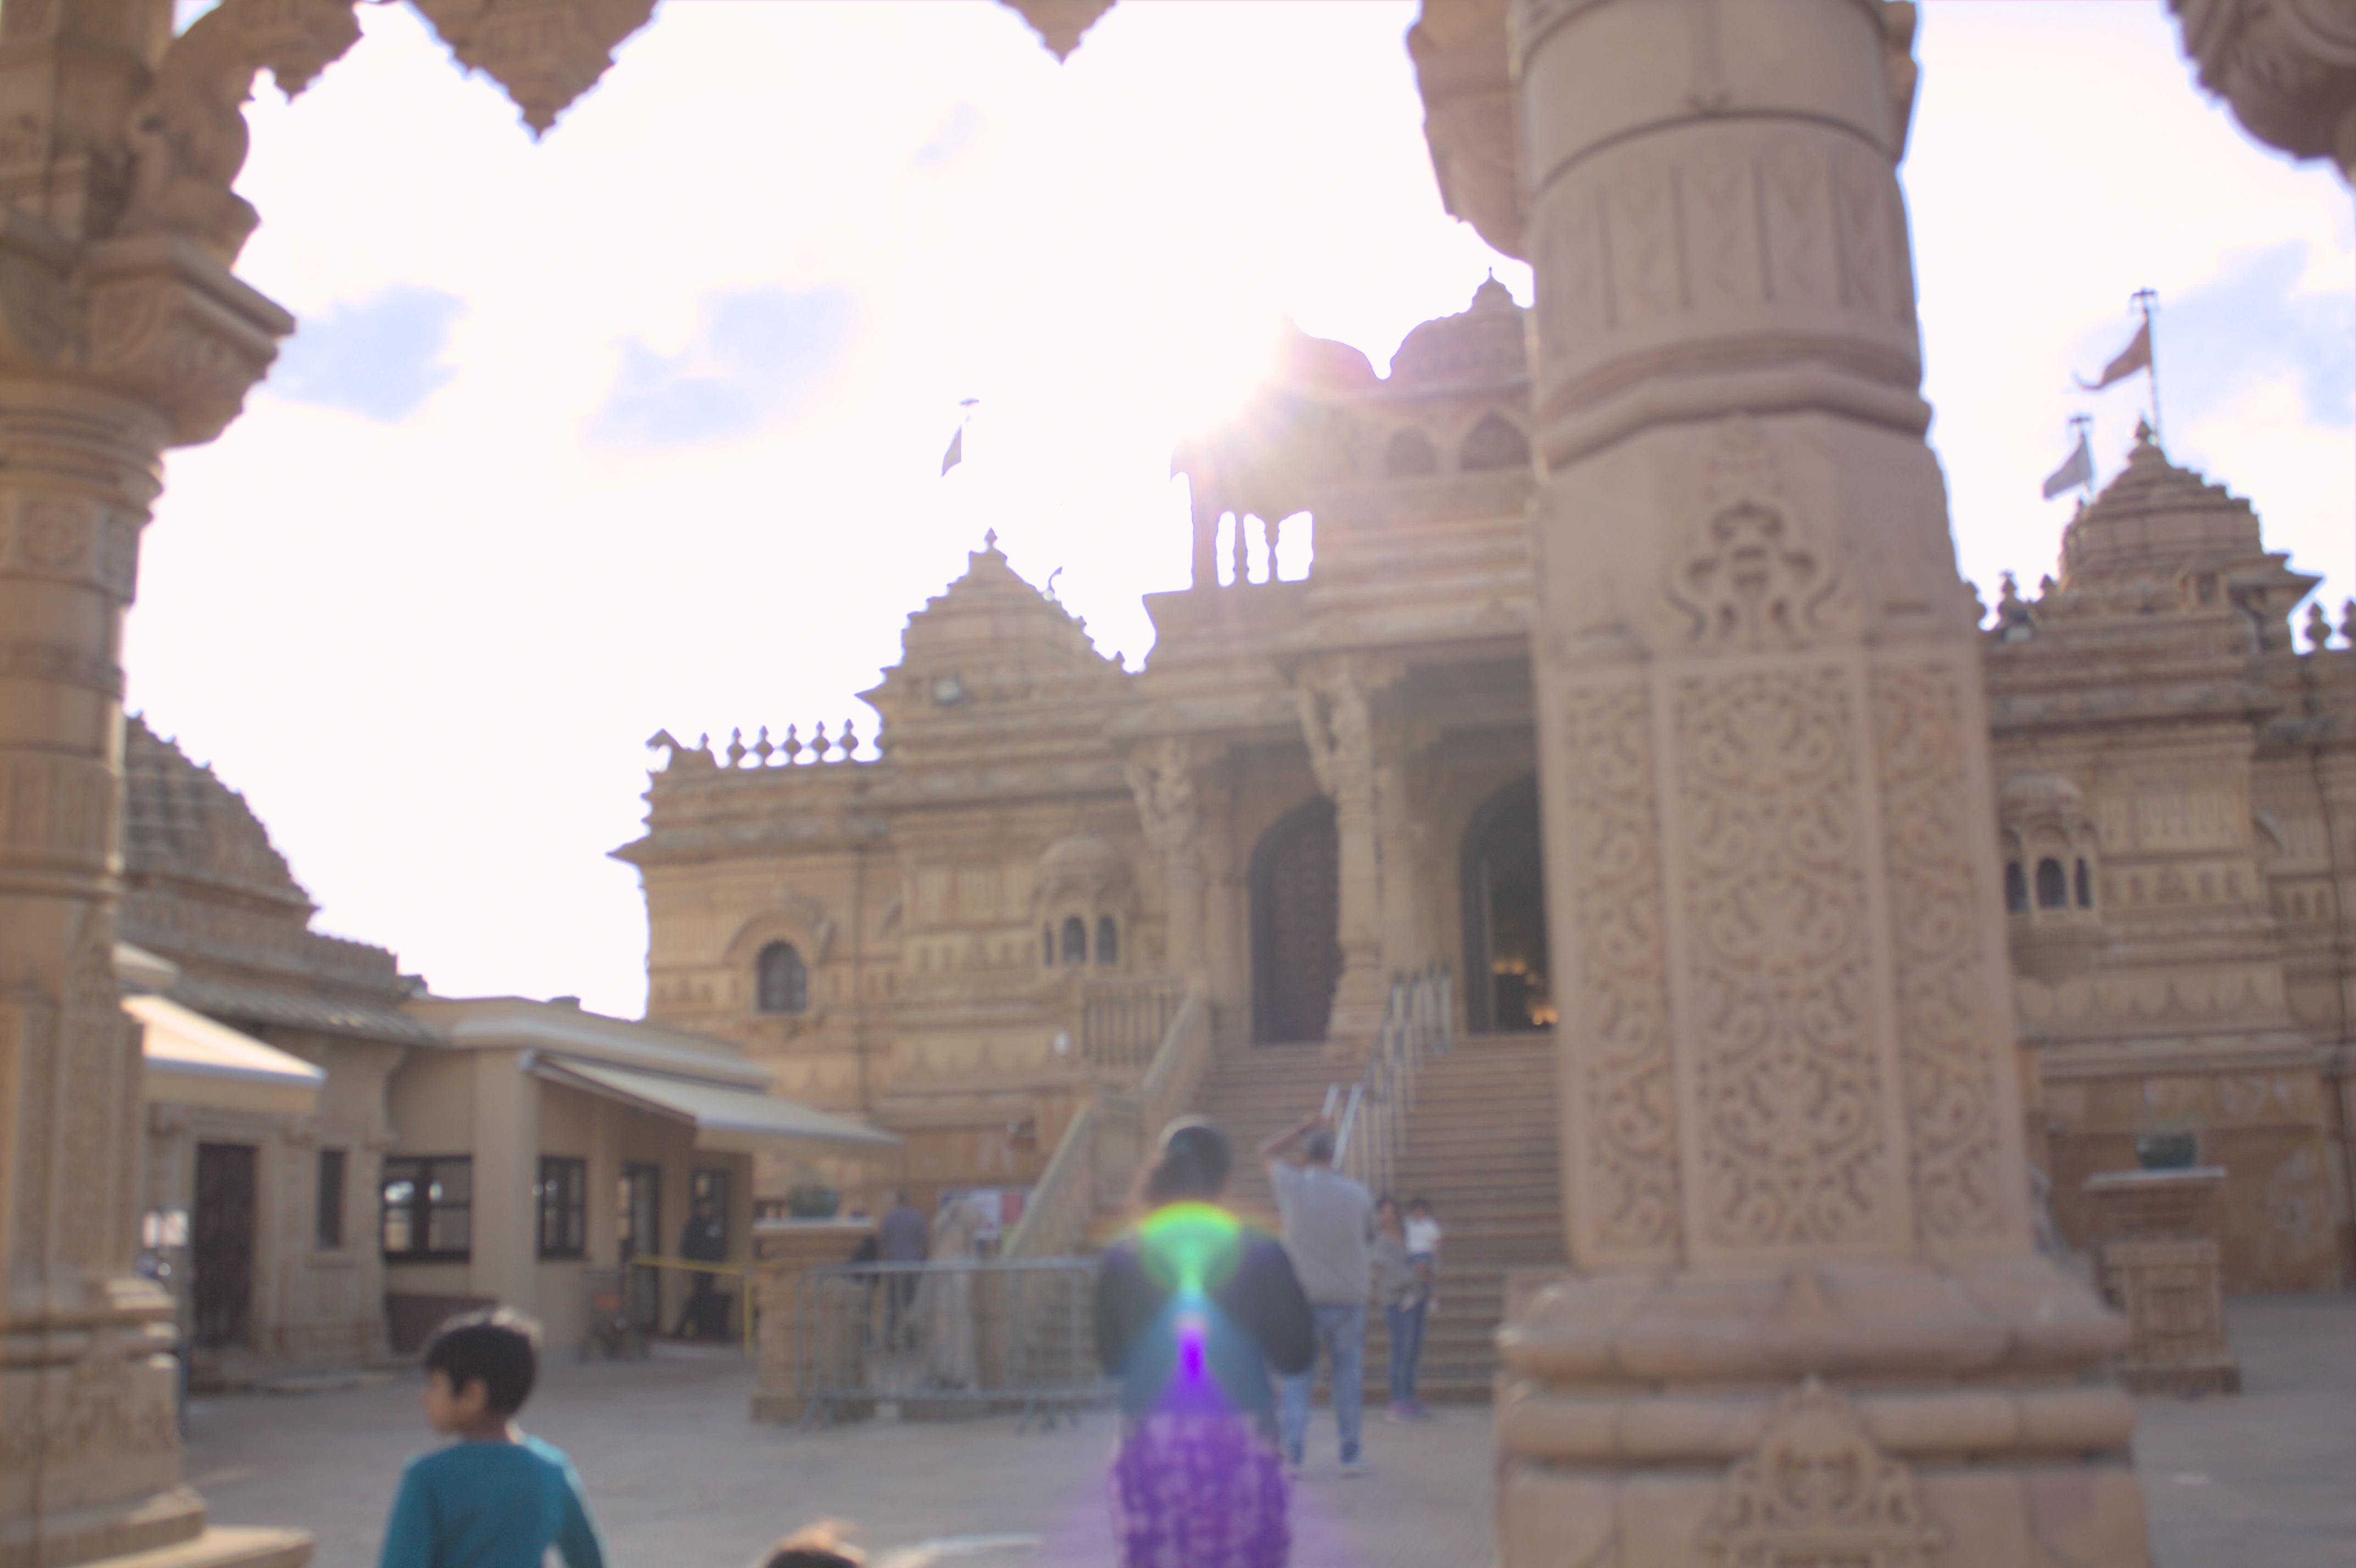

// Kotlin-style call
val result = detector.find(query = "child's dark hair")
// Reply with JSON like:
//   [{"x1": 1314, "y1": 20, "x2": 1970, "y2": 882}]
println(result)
[
  {"x1": 1408, "y1": 1195, "x2": 1432, "y2": 1213},
  {"x1": 423, "y1": 1307, "x2": 541, "y2": 1414},
  {"x1": 1140, "y1": 1118, "x2": 1231, "y2": 1206},
  {"x1": 762, "y1": 1522, "x2": 864, "y2": 1568}
]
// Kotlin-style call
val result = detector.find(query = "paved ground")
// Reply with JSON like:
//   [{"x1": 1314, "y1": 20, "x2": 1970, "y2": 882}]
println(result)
[{"x1": 187, "y1": 1294, "x2": 2353, "y2": 1568}]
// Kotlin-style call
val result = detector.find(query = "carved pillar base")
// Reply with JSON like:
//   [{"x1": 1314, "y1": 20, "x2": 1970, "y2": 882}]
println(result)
[
  {"x1": 1497, "y1": 1259, "x2": 2150, "y2": 1568},
  {"x1": 1322, "y1": 954, "x2": 1388, "y2": 1060},
  {"x1": 2086, "y1": 1168, "x2": 2240, "y2": 1395}
]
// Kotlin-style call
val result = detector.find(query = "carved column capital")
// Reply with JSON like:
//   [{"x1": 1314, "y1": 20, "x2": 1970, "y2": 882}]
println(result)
[{"x1": 2175, "y1": 0, "x2": 2356, "y2": 182}]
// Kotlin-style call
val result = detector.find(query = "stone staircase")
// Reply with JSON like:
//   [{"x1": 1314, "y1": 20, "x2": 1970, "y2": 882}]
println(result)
[{"x1": 1183, "y1": 1032, "x2": 1565, "y2": 1404}]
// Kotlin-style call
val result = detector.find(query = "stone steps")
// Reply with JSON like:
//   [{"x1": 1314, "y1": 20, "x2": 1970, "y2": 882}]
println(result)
[{"x1": 1181, "y1": 1034, "x2": 1567, "y2": 1405}]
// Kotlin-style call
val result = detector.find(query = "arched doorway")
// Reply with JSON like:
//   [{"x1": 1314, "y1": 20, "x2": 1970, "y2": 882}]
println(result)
[
  {"x1": 1462, "y1": 775, "x2": 1553, "y2": 1033},
  {"x1": 1252, "y1": 796, "x2": 1341, "y2": 1044}
]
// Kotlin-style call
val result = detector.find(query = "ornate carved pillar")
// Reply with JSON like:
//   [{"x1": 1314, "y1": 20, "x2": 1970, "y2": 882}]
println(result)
[
  {"x1": 2174, "y1": 0, "x2": 2356, "y2": 184},
  {"x1": 1126, "y1": 737, "x2": 1205, "y2": 978},
  {"x1": 1, "y1": 2, "x2": 333, "y2": 1563},
  {"x1": 1416, "y1": 1, "x2": 2154, "y2": 1563},
  {"x1": 1297, "y1": 659, "x2": 1389, "y2": 1051}
]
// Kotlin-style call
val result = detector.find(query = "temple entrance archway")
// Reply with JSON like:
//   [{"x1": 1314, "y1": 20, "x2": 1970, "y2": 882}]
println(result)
[
  {"x1": 1461, "y1": 774, "x2": 1552, "y2": 1034},
  {"x1": 1251, "y1": 796, "x2": 1341, "y2": 1044}
]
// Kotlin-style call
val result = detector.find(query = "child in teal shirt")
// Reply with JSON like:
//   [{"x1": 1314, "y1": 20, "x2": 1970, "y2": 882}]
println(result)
[{"x1": 379, "y1": 1309, "x2": 607, "y2": 1568}]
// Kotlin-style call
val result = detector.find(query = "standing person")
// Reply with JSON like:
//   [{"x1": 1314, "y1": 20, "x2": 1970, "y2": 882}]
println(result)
[
  {"x1": 674, "y1": 1195, "x2": 727, "y2": 1340},
  {"x1": 1403, "y1": 1196, "x2": 1442, "y2": 1315},
  {"x1": 1097, "y1": 1119, "x2": 1314, "y2": 1568},
  {"x1": 1257, "y1": 1110, "x2": 1376, "y2": 1476},
  {"x1": 876, "y1": 1189, "x2": 929, "y2": 1349},
  {"x1": 1372, "y1": 1198, "x2": 1431, "y2": 1422},
  {"x1": 379, "y1": 1309, "x2": 607, "y2": 1568}
]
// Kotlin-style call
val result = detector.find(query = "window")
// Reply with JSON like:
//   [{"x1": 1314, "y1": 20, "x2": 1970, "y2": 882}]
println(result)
[
  {"x1": 1060, "y1": 916, "x2": 1088, "y2": 965},
  {"x1": 1042, "y1": 925, "x2": 1054, "y2": 966},
  {"x1": 537, "y1": 1157, "x2": 587, "y2": 1259},
  {"x1": 756, "y1": 941, "x2": 808, "y2": 1014},
  {"x1": 1096, "y1": 916, "x2": 1118, "y2": 966},
  {"x1": 2005, "y1": 862, "x2": 2028, "y2": 913},
  {"x1": 381, "y1": 1157, "x2": 472, "y2": 1261},
  {"x1": 316, "y1": 1148, "x2": 347, "y2": 1250},
  {"x1": 1458, "y1": 410, "x2": 1531, "y2": 472},
  {"x1": 2075, "y1": 858, "x2": 2093, "y2": 909},
  {"x1": 2035, "y1": 857, "x2": 2068, "y2": 910},
  {"x1": 1384, "y1": 428, "x2": 1437, "y2": 478}
]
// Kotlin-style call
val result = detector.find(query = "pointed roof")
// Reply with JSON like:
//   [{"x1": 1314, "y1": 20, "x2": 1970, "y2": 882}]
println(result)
[
  {"x1": 1388, "y1": 275, "x2": 1528, "y2": 389},
  {"x1": 123, "y1": 716, "x2": 312, "y2": 916},
  {"x1": 894, "y1": 533, "x2": 1106, "y2": 672},
  {"x1": 2059, "y1": 423, "x2": 2264, "y2": 585}
]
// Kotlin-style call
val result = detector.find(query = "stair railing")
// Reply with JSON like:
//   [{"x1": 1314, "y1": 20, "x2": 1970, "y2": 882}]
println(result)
[
  {"x1": 1333, "y1": 965, "x2": 1454, "y2": 1199},
  {"x1": 1004, "y1": 985, "x2": 1210, "y2": 1262}
]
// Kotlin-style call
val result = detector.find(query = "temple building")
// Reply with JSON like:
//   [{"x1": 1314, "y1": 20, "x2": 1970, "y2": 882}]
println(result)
[
  {"x1": 620, "y1": 282, "x2": 2353, "y2": 1293},
  {"x1": 121, "y1": 720, "x2": 889, "y2": 1381}
]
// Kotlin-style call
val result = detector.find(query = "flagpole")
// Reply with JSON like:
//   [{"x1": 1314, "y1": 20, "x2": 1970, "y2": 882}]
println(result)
[
  {"x1": 2131, "y1": 288, "x2": 2160, "y2": 447},
  {"x1": 2069, "y1": 412, "x2": 2094, "y2": 502}
]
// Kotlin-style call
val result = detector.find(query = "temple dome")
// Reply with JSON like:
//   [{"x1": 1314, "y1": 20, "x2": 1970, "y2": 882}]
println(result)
[
  {"x1": 1388, "y1": 275, "x2": 1528, "y2": 389},
  {"x1": 1037, "y1": 834, "x2": 1130, "y2": 899},
  {"x1": 1271, "y1": 320, "x2": 1379, "y2": 395},
  {"x1": 122, "y1": 716, "x2": 312, "y2": 916},
  {"x1": 2060, "y1": 423, "x2": 2263, "y2": 585}
]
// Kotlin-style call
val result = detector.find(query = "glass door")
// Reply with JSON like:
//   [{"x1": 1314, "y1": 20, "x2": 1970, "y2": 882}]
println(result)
[{"x1": 618, "y1": 1164, "x2": 661, "y2": 1330}]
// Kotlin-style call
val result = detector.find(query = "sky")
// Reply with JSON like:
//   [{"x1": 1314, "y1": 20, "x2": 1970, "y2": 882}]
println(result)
[{"x1": 126, "y1": 1, "x2": 2354, "y2": 1018}]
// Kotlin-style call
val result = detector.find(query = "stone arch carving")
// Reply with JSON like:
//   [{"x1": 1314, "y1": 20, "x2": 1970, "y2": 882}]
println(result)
[
  {"x1": 1250, "y1": 795, "x2": 1341, "y2": 1045},
  {"x1": 1460, "y1": 772, "x2": 1550, "y2": 1034},
  {"x1": 723, "y1": 893, "x2": 836, "y2": 971},
  {"x1": 1035, "y1": 835, "x2": 1134, "y2": 969},
  {"x1": 1384, "y1": 427, "x2": 1438, "y2": 477},
  {"x1": 1456, "y1": 408, "x2": 1529, "y2": 472}
]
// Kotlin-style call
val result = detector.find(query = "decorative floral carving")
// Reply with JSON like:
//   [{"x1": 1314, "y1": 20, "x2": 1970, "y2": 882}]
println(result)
[
  {"x1": 1125, "y1": 737, "x2": 1197, "y2": 856},
  {"x1": 2175, "y1": 0, "x2": 2356, "y2": 180},
  {"x1": 1297, "y1": 661, "x2": 1375, "y2": 803},
  {"x1": 16, "y1": 496, "x2": 91, "y2": 571},
  {"x1": 1668, "y1": 418, "x2": 1846, "y2": 652},
  {"x1": 410, "y1": 0, "x2": 659, "y2": 136},
  {"x1": 117, "y1": 0, "x2": 364, "y2": 266},
  {"x1": 61, "y1": 912, "x2": 131, "y2": 1267},
  {"x1": 1873, "y1": 665, "x2": 2012, "y2": 1246},
  {"x1": 1699, "y1": 1377, "x2": 1946, "y2": 1567},
  {"x1": 1556, "y1": 678, "x2": 1681, "y2": 1261},
  {"x1": 1673, "y1": 666, "x2": 1895, "y2": 1250}
]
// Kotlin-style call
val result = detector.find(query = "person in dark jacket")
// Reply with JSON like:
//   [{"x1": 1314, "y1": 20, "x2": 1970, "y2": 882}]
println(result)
[
  {"x1": 674, "y1": 1198, "x2": 727, "y2": 1340},
  {"x1": 1095, "y1": 1118, "x2": 1314, "y2": 1568}
]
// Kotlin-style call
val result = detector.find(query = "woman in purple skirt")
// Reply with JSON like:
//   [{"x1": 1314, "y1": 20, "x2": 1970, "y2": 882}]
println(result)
[{"x1": 1095, "y1": 1119, "x2": 1315, "y2": 1568}]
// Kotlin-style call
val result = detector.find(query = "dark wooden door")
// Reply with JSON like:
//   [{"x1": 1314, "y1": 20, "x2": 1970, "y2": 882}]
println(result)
[
  {"x1": 192, "y1": 1143, "x2": 257, "y2": 1349},
  {"x1": 619, "y1": 1164, "x2": 661, "y2": 1329},
  {"x1": 1252, "y1": 797, "x2": 1342, "y2": 1044}
]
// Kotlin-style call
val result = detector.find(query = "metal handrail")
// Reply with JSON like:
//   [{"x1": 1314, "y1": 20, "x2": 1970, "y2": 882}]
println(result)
[{"x1": 1331, "y1": 965, "x2": 1454, "y2": 1198}]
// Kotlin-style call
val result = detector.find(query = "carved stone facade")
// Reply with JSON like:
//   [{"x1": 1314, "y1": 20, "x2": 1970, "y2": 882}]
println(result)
[{"x1": 1987, "y1": 430, "x2": 2355, "y2": 1293}]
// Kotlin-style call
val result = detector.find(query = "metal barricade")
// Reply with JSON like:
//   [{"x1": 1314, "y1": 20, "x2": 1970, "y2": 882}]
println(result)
[{"x1": 789, "y1": 1257, "x2": 1110, "y2": 1432}]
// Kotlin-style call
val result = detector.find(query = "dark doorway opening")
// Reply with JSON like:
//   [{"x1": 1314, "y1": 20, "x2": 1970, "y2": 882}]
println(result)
[
  {"x1": 1251, "y1": 795, "x2": 1341, "y2": 1044},
  {"x1": 192, "y1": 1142, "x2": 257, "y2": 1349},
  {"x1": 619, "y1": 1163, "x2": 662, "y2": 1330},
  {"x1": 1462, "y1": 775, "x2": 1554, "y2": 1034}
]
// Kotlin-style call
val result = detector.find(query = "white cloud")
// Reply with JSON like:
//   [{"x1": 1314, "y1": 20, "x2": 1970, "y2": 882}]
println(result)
[{"x1": 121, "y1": 1, "x2": 2352, "y2": 1017}]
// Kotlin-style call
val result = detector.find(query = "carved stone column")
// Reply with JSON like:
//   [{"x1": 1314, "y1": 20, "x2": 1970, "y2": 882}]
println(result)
[
  {"x1": 1416, "y1": 1, "x2": 2154, "y2": 1563},
  {"x1": 1127, "y1": 737, "x2": 1205, "y2": 978},
  {"x1": 1, "y1": 1, "x2": 320, "y2": 1563},
  {"x1": 1297, "y1": 659, "x2": 1389, "y2": 1051},
  {"x1": 2174, "y1": 0, "x2": 2356, "y2": 184}
]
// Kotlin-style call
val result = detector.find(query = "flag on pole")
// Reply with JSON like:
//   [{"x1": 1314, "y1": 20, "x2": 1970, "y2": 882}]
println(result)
[
  {"x1": 940, "y1": 426, "x2": 963, "y2": 475},
  {"x1": 2075, "y1": 320, "x2": 2152, "y2": 391},
  {"x1": 2041, "y1": 431, "x2": 2093, "y2": 499}
]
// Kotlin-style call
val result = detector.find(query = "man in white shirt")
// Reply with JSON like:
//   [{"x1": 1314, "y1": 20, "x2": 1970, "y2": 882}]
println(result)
[{"x1": 1259, "y1": 1110, "x2": 1376, "y2": 1475}]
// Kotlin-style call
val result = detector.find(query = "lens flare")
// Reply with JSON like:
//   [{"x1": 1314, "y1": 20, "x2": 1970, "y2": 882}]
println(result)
[{"x1": 1137, "y1": 1201, "x2": 1243, "y2": 1297}]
